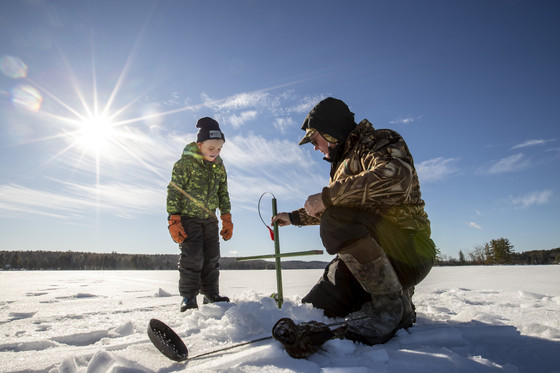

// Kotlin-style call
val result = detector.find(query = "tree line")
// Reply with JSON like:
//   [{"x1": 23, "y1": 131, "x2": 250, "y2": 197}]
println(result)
[
  {"x1": 2, "y1": 238, "x2": 559, "y2": 270},
  {"x1": 0, "y1": 250, "x2": 327, "y2": 271},
  {"x1": 436, "y1": 237, "x2": 560, "y2": 266}
]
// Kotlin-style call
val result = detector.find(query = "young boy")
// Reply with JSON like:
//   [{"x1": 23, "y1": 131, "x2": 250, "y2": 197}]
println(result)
[{"x1": 166, "y1": 117, "x2": 233, "y2": 312}]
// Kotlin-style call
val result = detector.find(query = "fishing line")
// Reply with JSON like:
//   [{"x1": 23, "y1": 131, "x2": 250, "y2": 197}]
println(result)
[{"x1": 258, "y1": 192, "x2": 276, "y2": 241}]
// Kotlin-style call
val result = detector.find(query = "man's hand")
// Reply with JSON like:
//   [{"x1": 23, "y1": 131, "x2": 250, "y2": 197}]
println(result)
[
  {"x1": 304, "y1": 193, "x2": 325, "y2": 218},
  {"x1": 272, "y1": 212, "x2": 291, "y2": 227}
]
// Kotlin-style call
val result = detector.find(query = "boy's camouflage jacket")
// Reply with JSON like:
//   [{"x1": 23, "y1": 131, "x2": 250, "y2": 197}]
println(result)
[
  {"x1": 291, "y1": 119, "x2": 431, "y2": 233},
  {"x1": 166, "y1": 142, "x2": 231, "y2": 219}
]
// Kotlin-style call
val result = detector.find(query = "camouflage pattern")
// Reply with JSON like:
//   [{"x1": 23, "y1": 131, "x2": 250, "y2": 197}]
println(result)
[
  {"x1": 166, "y1": 142, "x2": 231, "y2": 219},
  {"x1": 337, "y1": 236, "x2": 402, "y2": 295},
  {"x1": 338, "y1": 253, "x2": 402, "y2": 295},
  {"x1": 291, "y1": 119, "x2": 431, "y2": 234},
  {"x1": 342, "y1": 292, "x2": 414, "y2": 345}
]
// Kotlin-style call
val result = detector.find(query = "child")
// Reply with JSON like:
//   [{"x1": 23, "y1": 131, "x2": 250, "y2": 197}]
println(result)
[{"x1": 166, "y1": 117, "x2": 233, "y2": 312}]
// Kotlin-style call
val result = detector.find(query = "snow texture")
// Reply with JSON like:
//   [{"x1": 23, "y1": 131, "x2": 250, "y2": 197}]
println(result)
[{"x1": 1, "y1": 266, "x2": 559, "y2": 372}]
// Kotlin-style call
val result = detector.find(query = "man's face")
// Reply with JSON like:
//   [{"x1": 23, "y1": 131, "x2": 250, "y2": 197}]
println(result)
[
  {"x1": 197, "y1": 139, "x2": 224, "y2": 162},
  {"x1": 309, "y1": 131, "x2": 334, "y2": 159}
]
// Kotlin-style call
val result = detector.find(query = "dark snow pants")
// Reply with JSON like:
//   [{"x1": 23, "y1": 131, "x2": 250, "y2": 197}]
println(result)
[
  {"x1": 302, "y1": 207, "x2": 435, "y2": 318},
  {"x1": 177, "y1": 217, "x2": 221, "y2": 298}
]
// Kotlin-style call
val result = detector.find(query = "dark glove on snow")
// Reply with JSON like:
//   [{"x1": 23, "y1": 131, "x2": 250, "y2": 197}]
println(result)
[{"x1": 272, "y1": 318, "x2": 334, "y2": 359}]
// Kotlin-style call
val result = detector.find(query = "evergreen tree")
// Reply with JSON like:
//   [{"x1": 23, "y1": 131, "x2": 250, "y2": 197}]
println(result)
[
  {"x1": 434, "y1": 247, "x2": 442, "y2": 265},
  {"x1": 491, "y1": 238, "x2": 514, "y2": 264},
  {"x1": 458, "y1": 250, "x2": 466, "y2": 265}
]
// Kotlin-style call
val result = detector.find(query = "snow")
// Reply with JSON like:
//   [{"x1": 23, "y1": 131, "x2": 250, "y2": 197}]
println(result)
[{"x1": 1, "y1": 266, "x2": 559, "y2": 373}]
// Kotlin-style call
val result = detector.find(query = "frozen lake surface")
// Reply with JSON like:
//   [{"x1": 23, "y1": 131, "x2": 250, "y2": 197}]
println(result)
[{"x1": 1, "y1": 266, "x2": 560, "y2": 372}]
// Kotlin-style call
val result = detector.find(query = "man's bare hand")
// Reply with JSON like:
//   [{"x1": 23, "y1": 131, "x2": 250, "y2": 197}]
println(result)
[
  {"x1": 272, "y1": 212, "x2": 291, "y2": 227},
  {"x1": 304, "y1": 193, "x2": 325, "y2": 217}
]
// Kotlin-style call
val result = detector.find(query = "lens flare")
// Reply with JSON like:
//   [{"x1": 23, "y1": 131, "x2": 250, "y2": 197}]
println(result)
[
  {"x1": 0, "y1": 55, "x2": 28, "y2": 79},
  {"x1": 12, "y1": 84, "x2": 42, "y2": 111}
]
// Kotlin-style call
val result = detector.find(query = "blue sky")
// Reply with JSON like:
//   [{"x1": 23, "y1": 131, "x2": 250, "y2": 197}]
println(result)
[{"x1": 1, "y1": 0, "x2": 559, "y2": 262}]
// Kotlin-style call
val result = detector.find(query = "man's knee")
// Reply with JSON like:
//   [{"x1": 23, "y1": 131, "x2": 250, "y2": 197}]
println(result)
[
  {"x1": 338, "y1": 236, "x2": 385, "y2": 264},
  {"x1": 320, "y1": 207, "x2": 374, "y2": 254}
]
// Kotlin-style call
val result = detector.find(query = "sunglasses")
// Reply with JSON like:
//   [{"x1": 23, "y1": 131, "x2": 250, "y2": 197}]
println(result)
[{"x1": 309, "y1": 132, "x2": 321, "y2": 147}]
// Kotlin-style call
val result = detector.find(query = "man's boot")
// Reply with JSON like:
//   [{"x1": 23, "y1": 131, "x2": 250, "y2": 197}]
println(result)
[{"x1": 337, "y1": 237, "x2": 415, "y2": 345}]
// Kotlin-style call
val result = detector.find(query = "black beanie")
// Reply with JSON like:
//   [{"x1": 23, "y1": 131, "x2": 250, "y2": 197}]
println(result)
[
  {"x1": 196, "y1": 117, "x2": 225, "y2": 143},
  {"x1": 299, "y1": 97, "x2": 356, "y2": 145}
]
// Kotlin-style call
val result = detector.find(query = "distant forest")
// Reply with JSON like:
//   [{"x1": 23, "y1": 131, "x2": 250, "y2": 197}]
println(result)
[
  {"x1": 0, "y1": 250, "x2": 328, "y2": 271},
  {"x1": 1, "y1": 241, "x2": 559, "y2": 271},
  {"x1": 436, "y1": 238, "x2": 560, "y2": 266}
]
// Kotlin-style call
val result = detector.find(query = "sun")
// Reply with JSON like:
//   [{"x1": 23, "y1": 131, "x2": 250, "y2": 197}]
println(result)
[{"x1": 75, "y1": 114, "x2": 117, "y2": 154}]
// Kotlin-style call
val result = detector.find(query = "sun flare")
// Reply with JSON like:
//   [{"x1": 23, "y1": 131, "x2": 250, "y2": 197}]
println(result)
[{"x1": 75, "y1": 114, "x2": 117, "y2": 153}]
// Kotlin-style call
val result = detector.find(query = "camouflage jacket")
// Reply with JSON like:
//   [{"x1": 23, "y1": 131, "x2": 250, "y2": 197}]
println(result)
[
  {"x1": 291, "y1": 119, "x2": 431, "y2": 233},
  {"x1": 166, "y1": 142, "x2": 231, "y2": 219}
]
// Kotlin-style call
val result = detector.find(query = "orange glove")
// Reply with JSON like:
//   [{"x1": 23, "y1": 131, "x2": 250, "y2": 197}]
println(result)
[
  {"x1": 168, "y1": 215, "x2": 187, "y2": 243},
  {"x1": 220, "y1": 213, "x2": 233, "y2": 241}
]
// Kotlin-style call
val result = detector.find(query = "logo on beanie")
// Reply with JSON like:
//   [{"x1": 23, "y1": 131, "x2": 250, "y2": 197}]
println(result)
[{"x1": 209, "y1": 130, "x2": 222, "y2": 139}]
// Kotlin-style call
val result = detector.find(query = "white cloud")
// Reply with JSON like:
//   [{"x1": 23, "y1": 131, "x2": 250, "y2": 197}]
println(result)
[
  {"x1": 220, "y1": 92, "x2": 270, "y2": 110},
  {"x1": 0, "y1": 183, "x2": 95, "y2": 218},
  {"x1": 389, "y1": 114, "x2": 423, "y2": 125},
  {"x1": 486, "y1": 153, "x2": 529, "y2": 174},
  {"x1": 203, "y1": 91, "x2": 324, "y2": 116},
  {"x1": 510, "y1": 189, "x2": 553, "y2": 209},
  {"x1": 467, "y1": 221, "x2": 482, "y2": 230},
  {"x1": 66, "y1": 182, "x2": 165, "y2": 217},
  {"x1": 222, "y1": 135, "x2": 327, "y2": 209},
  {"x1": 223, "y1": 134, "x2": 315, "y2": 168},
  {"x1": 273, "y1": 117, "x2": 295, "y2": 134},
  {"x1": 512, "y1": 138, "x2": 555, "y2": 149},
  {"x1": 0, "y1": 181, "x2": 165, "y2": 219},
  {"x1": 200, "y1": 91, "x2": 270, "y2": 112},
  {"x1": 289, "y1": 95, "x2": 325, "y2": 114},
  {"x1": 228, "y1": 110, "x2": 258, "y2": 129},
  {"x1": 389, "y1": 116, "x2": 414, "y2": 125},
  {"x1": 416, "y1": 157, "x2": 458, "y2": 182}
]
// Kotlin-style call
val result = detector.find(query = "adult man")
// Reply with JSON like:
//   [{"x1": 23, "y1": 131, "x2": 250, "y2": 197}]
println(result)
[{"x1": 272, "y1": 97, "x2": 436, "y2": 358}]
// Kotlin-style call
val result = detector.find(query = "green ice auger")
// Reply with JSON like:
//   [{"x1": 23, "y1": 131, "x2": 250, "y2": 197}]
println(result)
[
  {"x1": 236, "y1": 194, "x2": 323, "y2": 309},
  {"x1": 271, "y1": 196, "x2": 283, "y2": 308}
]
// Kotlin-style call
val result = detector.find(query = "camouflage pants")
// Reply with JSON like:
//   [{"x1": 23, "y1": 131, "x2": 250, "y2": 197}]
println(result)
[{"x1": 177, "y1": 217, "x2": 221, "y2": 297}]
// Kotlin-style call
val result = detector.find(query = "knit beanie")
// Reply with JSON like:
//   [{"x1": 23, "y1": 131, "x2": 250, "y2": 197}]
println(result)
[
  {"x1": 196, "y1": 117, "x2": 225, "y2": 143},
  {"x1": 299, "y1": 97, "x2": 356, "y2": 145}
]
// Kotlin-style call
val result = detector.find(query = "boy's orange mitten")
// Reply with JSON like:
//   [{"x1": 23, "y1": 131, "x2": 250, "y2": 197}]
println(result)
[
  {"x1": 168, "y1": 215, "x2": 187, "y2": 243},
  {"x1": 220, "y1": 213, "x2": 233, "y2": 241}
]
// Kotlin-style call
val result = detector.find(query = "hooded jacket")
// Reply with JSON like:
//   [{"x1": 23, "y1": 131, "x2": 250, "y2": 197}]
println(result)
[
  {"x1": 290, "y1": 119, "x2": 431, "y2": 234},
  {"x1": 166, "y1": 142, "x2": 231, "y2": 220}
]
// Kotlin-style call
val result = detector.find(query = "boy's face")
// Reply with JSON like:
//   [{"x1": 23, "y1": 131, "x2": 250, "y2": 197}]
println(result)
[{"x1": 197, "y1": 139, "x2": 224, "y2": 162}]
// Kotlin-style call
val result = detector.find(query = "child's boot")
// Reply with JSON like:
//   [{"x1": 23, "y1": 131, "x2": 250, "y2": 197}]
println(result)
[
  {"x1": 203, "y1": 294, "x2": 230, "y2": 304},
  {"x1": 180, "y1": 296, "x2": 198, "y2": 312}
]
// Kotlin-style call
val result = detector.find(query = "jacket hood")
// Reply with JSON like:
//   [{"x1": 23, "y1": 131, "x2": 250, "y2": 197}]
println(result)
[
  {"x1": 182, "y1": 142, "x2": 223, "y2": 164},
  {"x1": 299, "y1": 97, "x2": 356, "y2": 145}
]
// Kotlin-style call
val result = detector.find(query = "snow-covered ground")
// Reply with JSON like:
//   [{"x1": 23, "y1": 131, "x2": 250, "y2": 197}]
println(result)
[{"x1": 1, "y1": 266, "x2": 559, "y2": 373}]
